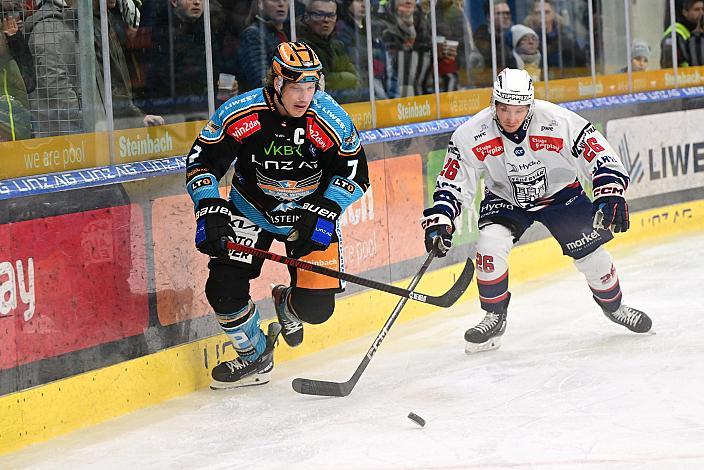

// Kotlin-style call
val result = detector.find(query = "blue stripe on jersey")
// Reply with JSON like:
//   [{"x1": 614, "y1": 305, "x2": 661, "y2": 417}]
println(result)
[
  {"x1": 230, "y1": 185, "x2": 291, "y2": 236},
  {"x1": 187, "y1": 173, "x2": 220, "y2": 206},
  {"x1": 323, "y1": 176, "x2": 364, "y2": 212},
  {"x1": 433, "y1": 190, "x2": 461, "y2": 219},
  {"x1": 199, "y1": 89, "x2": 266, "y2": 142},
  {"x1": 593, "y1": 166, "x2": 630, "y2": 190},
  {"x1": 310, "y1": 92, "x2": 359, "y2": 152}
]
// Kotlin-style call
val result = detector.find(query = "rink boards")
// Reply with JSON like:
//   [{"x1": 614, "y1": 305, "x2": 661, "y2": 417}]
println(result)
[{"x1": 2, "y1": 92, "x2": 704, "y2": 454}]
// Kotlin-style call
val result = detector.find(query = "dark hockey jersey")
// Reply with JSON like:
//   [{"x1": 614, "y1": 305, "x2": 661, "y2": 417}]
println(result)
[{"x1": 185, "y1": 86, "x2": 370, "y2": 237}]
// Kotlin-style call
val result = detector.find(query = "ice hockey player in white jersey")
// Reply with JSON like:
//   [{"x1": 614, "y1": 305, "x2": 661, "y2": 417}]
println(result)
[{"x1": 422, "y1": 68, "x2": 652, "y2": 354}]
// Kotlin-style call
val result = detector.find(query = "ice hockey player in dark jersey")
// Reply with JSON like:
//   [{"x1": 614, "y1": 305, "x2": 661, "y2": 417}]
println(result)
[
  {"x1": 185, "y1": 42, "x2": 370, "y2": 389},
  {"x1": 422, "y1": 68, "x2": 652, "y2": 354}
]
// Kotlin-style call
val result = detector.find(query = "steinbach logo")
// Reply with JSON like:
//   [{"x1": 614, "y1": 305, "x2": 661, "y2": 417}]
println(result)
[
  {"x1": 472, "y1": 137, "x2": 504, "y2": 161},
  {"x1": 529, "y1": 135, "x2": 564, "y2": 153},
  {"x1": 306, "y1": 117, "x2": 334, "y2": 151},
  {"x1": 226, "y1": 113, "x2": 261, "y2": 142}
]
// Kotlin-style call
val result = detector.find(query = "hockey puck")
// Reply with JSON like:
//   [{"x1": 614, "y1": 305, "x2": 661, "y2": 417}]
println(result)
[{"x1": 407, "y1": 412, "x2": 426, "y2": 427}]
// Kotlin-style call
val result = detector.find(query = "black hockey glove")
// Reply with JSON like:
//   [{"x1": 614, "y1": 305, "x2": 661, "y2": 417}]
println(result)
[
  {"x1": 194, "y1": 198, "x2": 235, "y2": 257},
  {"x1": 592, "y1": 196, "x2": 629, "y2": 233},
  {"x1": 288, "y1": 197, "x2": 341, "y2": 258},
  {"x1": 421, "y1": 207, "x2": 454, "y2": 257}
]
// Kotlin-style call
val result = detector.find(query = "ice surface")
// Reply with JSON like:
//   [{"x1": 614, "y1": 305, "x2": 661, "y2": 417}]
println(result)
[{"x1": 3, "y1": 233, "x2": 703, "y2": 470}]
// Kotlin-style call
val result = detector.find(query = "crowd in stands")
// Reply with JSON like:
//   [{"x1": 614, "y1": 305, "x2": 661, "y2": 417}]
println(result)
[{"x1": 0, "y1": 0, "x2": 702, "y2": 142}]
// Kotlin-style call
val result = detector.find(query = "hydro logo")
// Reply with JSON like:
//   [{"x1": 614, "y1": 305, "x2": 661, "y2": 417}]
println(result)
[{"x1": 514, "y1": 147, "x2": 525, "y2": 156}]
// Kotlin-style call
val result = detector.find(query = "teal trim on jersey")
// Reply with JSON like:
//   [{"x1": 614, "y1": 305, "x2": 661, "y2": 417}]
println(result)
[
  {"x1": 199, "y1": 89, "x2": 266, "y2": 142},
  {"x1": 310, "y1": 91, "x2": 359, "y2": 151},
  {"x1": 229, "y1": 185, "x2": 291, "y2": 236},
  {"x1": 187, "y1": 173, "x2": 220, "y2": 207},
  {"x1": 323, "y1": 176, "x2": 364, "y2": 212}
]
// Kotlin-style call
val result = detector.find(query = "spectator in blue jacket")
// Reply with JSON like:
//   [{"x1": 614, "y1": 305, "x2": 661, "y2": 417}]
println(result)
[{"x1": 235, "y1": 0, "x2": 290, "y2": 92}]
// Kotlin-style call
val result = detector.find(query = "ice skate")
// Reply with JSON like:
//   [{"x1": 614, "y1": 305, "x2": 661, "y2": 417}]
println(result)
[
  {"x1": 601, "y1": 303, "x2": 652, "y2": 333},
  {"x1": 464, "y1": 309, "x2": 508, "y2": 354},
  {"x1": 272, "y1": 284, "x2": 304, "y2": 347},
  {"x1": 210, "y1": 322, "x2": 282, "y2": 390}
]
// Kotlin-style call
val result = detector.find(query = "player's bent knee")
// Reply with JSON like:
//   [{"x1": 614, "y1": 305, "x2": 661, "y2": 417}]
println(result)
[
  {"x1": 290, "y1": 289, "x2": 336, "y2": 324},
  {"x1": 205, "y1": 272, "x2": 250, "y2": 313},
  {"x1": 477, "y1": 224, "x2": 513, "y2": 253}
]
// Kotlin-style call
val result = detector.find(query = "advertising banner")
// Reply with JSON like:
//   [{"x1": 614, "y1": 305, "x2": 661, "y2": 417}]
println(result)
[
  {"x1": 0, "y1": 205, "x2": 149, "y2": 370},
  {"x1": 606, "y1": 108, "x2": 704, "y2": 200},
  {"x1": 0, "y1": 132, "x2": 110, "y2": 180}
]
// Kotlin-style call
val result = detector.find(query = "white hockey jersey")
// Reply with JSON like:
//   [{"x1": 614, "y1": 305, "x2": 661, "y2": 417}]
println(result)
[{"x1": 432, "y1": 100, "x2": 630, "y2": 219}]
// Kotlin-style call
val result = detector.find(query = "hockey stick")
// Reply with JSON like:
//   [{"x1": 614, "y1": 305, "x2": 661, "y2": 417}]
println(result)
[
  {"x1": 224, "y1": 241, "x2": 473, "y2": 308},
  {"x1": 291, "y1": 245, "x2": 474, "y2": 397}
]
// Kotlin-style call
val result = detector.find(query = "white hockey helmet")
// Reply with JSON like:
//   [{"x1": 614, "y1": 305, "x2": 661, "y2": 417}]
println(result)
[{"x1": 491, "y1": 68, "x2": 535, "y2": 119}]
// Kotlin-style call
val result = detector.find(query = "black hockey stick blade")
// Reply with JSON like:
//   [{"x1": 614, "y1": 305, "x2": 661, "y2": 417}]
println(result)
[
  {"x1": 225, "y1": 241, "x2": 474, "y2": 308},
  {"x1": 291, "y1": 377, "x2": 351, "y2": 397}
]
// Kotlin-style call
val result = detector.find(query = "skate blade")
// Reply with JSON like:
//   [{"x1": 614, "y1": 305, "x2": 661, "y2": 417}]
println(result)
[
  {"x1": 465, "y1": 337, "x2": 502, "y2": 354},
  {"x1": 209, "y1": 371, "x2": 271, "y2": 390}
]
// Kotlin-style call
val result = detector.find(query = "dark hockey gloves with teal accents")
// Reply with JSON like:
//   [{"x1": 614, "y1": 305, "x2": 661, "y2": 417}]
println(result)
[
  {"x1": 288, "y1": 197, "x2": 341, "y2": 258},
  {"x1": 195, "y1": 198, "x2": 235, "y2": 257},
  {"x1": 421, "y1": 207, "x2": 454, "y2": 257},
  {"x1": 592, "y1": 185, "x2": 629, "y2": 233}
]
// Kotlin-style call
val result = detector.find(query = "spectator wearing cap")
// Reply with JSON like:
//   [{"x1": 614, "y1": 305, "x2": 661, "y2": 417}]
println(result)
[
  {"x1": 622, "y1": 40, "x2": 650, "y2": 72},
  {"x1": 510, "y1": 24, "x2": 541, "y2": 81}
]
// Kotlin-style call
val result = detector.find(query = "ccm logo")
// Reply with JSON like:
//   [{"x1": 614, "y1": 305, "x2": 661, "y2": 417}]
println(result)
[{"x1": 593, "y1": 185, "x2": 624, "y2": 197}]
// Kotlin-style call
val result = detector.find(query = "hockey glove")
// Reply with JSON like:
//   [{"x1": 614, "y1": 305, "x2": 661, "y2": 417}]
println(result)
[
  {"x1": 194, "y1": 198, "x2": 235, "y2": 257},
  {"x1": 592, "y1": 196, "x2": 629, "y2": 233},
  {"x1": 421, "y1": 207, "x2": 454, "y2": 257},
  {"x1": 288, "y1": 197, "x2": 341, "y2": 258}
]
